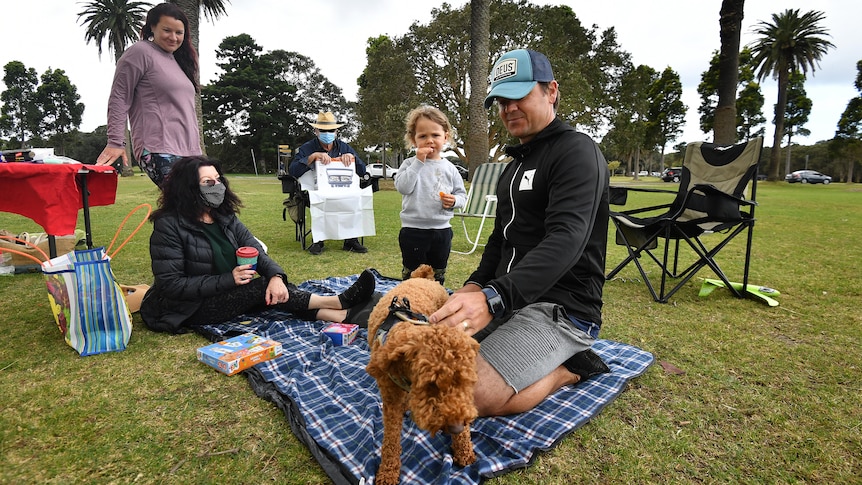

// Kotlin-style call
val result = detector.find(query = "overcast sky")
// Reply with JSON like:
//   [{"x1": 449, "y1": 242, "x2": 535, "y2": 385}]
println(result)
[{"x1": 3, "y1": 0, "x2": 859, "y2": 147}]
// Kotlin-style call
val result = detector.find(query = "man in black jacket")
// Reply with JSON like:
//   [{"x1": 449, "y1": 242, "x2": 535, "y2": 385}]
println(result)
[{"x1": 430, "y1": 49, "x2": 610, "y2": 417}]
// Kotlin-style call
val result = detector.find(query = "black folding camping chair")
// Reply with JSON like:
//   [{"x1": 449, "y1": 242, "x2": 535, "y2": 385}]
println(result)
[
  {"x1": 279, "y1": 173, "x2": 312, "y2": 249},
  {"x1": 606, "y1": 137, "x2": 763, "y2": 303}
]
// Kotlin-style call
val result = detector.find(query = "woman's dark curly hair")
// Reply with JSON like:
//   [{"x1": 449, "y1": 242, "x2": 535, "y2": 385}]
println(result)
[
  {"x1": 150, "y1": 156, "x2": 243, "y2": 223},
  {"x1": 141, "y1": 3, "x2": 199, "y2": 90}
]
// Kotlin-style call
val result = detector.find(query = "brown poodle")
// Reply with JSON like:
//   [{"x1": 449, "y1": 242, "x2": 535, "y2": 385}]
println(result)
[{"x1": 366, "y1": 265, "x2": 480, "y2": 485}]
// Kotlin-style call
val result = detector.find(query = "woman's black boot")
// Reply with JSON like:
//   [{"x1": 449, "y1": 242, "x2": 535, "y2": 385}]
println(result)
[{"x1": 338, "y1": 269, "x2": 376, "y2": 309}]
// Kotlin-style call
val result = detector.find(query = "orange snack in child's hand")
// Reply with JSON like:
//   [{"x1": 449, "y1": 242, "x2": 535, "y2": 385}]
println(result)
[{"x1": 439, "y1": 191, "x2": 446, "y2": 198}]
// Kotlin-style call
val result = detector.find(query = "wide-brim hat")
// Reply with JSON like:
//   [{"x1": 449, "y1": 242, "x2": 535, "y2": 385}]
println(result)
[
  {"x1": 484, "y1": 49, "x2": 555, "y2": 109},
  {"x1": 309, "y1": 111, "x2": 344, "y2": 129}
]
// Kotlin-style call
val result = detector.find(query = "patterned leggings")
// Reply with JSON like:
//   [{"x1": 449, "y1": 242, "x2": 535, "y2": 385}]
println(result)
[
  {"x1": 188, "y1": 277, "x2": 314, "y2": 326},
  {"x1": 139, "y1": 151, "x2": 183, "y2": 187}
]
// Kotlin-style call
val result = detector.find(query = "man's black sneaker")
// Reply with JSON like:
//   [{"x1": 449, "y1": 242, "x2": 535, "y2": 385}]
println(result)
[
  {"x1": 308, "y1": 241, "x2": 324, "y2": 255},
  {"x1": 563, "y1": 348, "x2": 610, "y2": 382},
  {"x1": 342, "y1": 238, "x2": 368, "y2": 253},
  {"x1": 345, "y1": 292, "x2": 382, "y2": 328}
]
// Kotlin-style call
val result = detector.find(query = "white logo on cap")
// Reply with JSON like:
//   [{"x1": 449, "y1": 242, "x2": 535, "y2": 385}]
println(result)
[{"x1": 491, "y1": 59, "x2": 518, "y2": 83}]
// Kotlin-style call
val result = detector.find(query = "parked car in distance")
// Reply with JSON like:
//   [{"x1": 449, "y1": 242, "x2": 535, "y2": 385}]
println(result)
[
  {"x1": 785, "y1": 170, "x2": 832, "y2": 184},
  {"x1": 368, "y1": 163, "x2": 399, "y2": 178},
  {"x1": 661, "y1": 167, "x2": 683, "y2": 182}
]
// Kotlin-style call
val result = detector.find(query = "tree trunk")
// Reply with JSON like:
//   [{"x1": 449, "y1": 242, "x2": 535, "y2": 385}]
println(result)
[
  {"x1": 714, "y1": 0, "x2": 744, "y2": 145},
  {"x1": 769, "y1": 67, "x2": 790, "y2": 181},
  {"x1": 465, "y1": 0, "x2": 490, "y2": 181},
  {"x1": 171, "y1": 0, "x2": 206, "y2": 155},
  {"x1": 784, "y1": 133, "x2": 793, "y2": 175}
]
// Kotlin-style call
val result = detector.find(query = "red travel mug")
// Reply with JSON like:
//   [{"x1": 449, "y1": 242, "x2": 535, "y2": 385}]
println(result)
[{"x1": 235, "y1": 246, "x2": 259, "y2": 270}]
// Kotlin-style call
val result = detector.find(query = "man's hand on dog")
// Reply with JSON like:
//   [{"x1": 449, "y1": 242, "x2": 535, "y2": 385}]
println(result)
[{"x1": 429, "y1": 285, "x2": 491, "y2": 335}]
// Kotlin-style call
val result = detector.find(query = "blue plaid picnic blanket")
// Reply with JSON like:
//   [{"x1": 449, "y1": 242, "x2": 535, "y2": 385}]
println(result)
[{"x1": 198, "y1": 270, "x2": 654, "y2": 485}]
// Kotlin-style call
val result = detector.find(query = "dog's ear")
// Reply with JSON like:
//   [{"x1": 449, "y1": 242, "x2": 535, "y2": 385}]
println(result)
[{"x1": 366, "y1": 328, "x2": 413, "y2": 379}]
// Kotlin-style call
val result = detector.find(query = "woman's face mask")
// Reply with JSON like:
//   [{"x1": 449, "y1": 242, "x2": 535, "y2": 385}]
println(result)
[
  {"x1": 318, "y1": 132, "x2": 336, "y2": 144},
  {"x1": 200, "y1": 183, "x2": 226, "y2": 208}
]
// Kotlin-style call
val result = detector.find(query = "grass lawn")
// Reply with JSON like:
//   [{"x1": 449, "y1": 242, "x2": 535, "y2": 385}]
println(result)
[{"x1": 1, "y1": 173, "x2": 860, "y2": 483}]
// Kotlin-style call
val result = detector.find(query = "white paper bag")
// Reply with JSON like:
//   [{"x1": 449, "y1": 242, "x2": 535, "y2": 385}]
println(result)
[{"x1": 304, "y1": 161, "x2": 375, "y2": 241}]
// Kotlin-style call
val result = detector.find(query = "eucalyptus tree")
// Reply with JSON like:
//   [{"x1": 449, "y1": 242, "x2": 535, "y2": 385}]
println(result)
[
  {"x1": 203, "y1": 34, "x2": 350, "y2": 170},
  {"x1": 748, "y1": 8, "x2": 834, "y2": 180},
  {"x1": 698, "y1": 48, "x2": 765, "y2": 141},
  {"x1": 781, "y1": 71, "x2": 812, "y2": 175},
  {"x1": 356, "y1": 35, "x2": 418, "y2": 160},
  {"x1": 77, "y1": 0, "x2": 150, "y2": 174},
  {"x1": 604, "y1": 64, "x2": 657, "y2": 178},
  {"x1": 34, "y1": 68, "x2": 85, "y2": 155},
  {"x1": 645, "y1": 67, "x2": 686, "y2": 168},
  {"x1": 831, "y1": 60, "x2": 862, "y2": 182},
  {"x1": 736, "y1": 77, "x2": 766, "y2": 141},
  {"x1": 268, "y1": 50, "x2": 351, "y2": 152},
  {"x1": 202, "y1": 34, "x2": 279, "y2": 169},
  {"x1": 403, "y1": 3, "x2": 473, "y2": 161},
  {"x1": 363, "y1": 0, "x2": 630, "y2": 165},
  {"x1": 0, "y1": 61, "x2": 40, "y2": 147}
]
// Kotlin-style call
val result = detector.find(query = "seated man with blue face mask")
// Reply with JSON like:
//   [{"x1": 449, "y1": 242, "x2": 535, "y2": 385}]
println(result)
[{"x1": 288, "y1": 111, "x2": 370, "y2": 255}]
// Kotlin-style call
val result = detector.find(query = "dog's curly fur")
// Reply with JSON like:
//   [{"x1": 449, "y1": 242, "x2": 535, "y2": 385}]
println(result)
[{"x1": 366, "y1": 265, "x2": 480, "y2": 485}]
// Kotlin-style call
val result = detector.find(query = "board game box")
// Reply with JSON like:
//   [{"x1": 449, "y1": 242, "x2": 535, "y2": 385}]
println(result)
[
  {"x1": 197, "y1": 333, "x2": 283, "y2": 376},
  {"x1": 322, "y1": 323, "x2": 359, "y2": 346}
]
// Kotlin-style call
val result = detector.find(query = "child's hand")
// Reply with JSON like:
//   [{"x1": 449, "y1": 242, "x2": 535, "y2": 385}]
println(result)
[
  {"x1": 417, "y1": 147, "x2": 434, "y2": 162},
  {"x1": 440, "y1": 192, "x2": 454, "y2": 209}
]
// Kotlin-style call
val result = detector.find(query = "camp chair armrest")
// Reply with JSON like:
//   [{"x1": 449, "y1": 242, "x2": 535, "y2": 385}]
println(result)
[
  {"x1": 690, "y1": 183, "x2": 757, "y2": 207},
  {"x1": 609, "y1": 185, "x2": 677, "y2": 206},
  {"x1": 613, "y1": 203, "x2": 674, "y2": 217}
]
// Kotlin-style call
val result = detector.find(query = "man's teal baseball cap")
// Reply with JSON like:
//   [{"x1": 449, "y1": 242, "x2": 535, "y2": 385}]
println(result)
[{"x1": 484, "y1": 49, "x2": 555, "y2": 109}]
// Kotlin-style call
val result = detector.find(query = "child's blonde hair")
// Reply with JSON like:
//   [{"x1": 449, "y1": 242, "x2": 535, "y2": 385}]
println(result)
[{"x1": 403, "y1": 105, "x2": 456, "y2": 148}]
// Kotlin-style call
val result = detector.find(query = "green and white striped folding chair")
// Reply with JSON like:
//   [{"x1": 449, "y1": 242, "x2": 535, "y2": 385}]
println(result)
[{"x1": 452, "y1": 162, "x2": 508, "y2": 255}]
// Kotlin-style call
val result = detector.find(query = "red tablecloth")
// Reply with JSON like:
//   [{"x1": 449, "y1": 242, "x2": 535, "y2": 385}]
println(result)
[{"x1": 0, "y1": 163, "x2": 118, "y2": 235}]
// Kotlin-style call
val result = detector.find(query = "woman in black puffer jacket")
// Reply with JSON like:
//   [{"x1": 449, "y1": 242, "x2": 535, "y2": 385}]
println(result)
[{"x1": 140, "y1": 156, "x2": 374, "y2": 334}]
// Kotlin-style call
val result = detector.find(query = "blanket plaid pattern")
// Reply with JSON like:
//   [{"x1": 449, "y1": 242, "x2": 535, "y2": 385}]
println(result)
[{"x1": 198, "y1": 270, "x2": 654, "y2": 485}]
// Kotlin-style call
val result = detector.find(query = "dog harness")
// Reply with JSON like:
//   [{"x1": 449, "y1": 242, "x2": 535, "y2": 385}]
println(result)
[{"x1": 374, "y1": 296, "x2": 430, "y2": 392}]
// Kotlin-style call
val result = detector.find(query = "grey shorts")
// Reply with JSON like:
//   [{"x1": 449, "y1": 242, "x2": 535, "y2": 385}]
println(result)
[{"x1": 476, "y1": 302, "x2": 597, "y2": 392}]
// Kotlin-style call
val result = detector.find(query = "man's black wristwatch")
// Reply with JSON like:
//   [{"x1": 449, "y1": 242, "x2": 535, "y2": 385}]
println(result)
[{"x1": 481, "y1": 287, "x2": 505, "y2": 319}]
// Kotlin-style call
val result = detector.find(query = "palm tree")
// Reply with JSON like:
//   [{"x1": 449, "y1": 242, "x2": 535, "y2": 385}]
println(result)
[
  {"x1": 748, "y1": 8, "x2": 834, "y2": 180},
  {"x1": 714, "y1": 0, "x2": 745, "y2": 145},
  {"x1": 466, "y1": 0, "x2": 490, "y2": 180},
  {"x1": 169, "y1": 0, "x2": 230, "y2": 155},
  {"x1": 78, "y1": 0, "x2": 151, "y2": 176}
]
